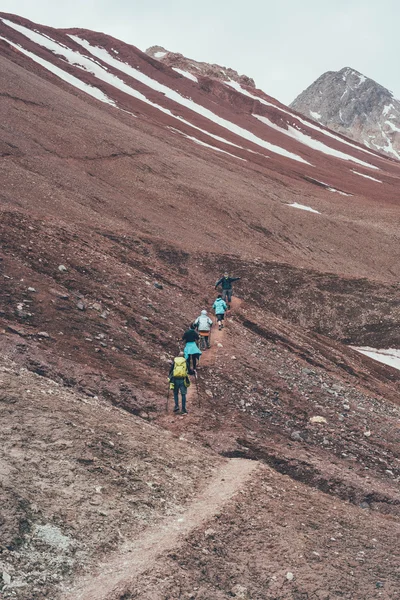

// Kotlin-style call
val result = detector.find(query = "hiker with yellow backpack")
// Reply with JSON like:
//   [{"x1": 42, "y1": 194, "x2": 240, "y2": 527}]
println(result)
[{"x1": 168, "y1": 351, "x2": 191, "y2": 414}]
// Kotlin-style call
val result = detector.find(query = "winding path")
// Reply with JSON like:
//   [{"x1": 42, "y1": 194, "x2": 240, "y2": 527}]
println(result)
[{"x1": 63, "y1": 457, "x2": 258, "y2": 600}]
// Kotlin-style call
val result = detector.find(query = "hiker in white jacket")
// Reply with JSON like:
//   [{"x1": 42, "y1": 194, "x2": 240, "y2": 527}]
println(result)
[{"x1": 194, "y1": 309, "x2": 213, "y2": 348}]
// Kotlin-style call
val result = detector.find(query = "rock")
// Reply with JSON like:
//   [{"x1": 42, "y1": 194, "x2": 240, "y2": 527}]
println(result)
[
  {"x1": 217, "y1": 342, "x2": 223, "y2": 347},
  {"x1": 37, "y1": 331, "x2": 50, "y2": 338},
  {"x1": 231, "y1": 584, "x2": 248, "y2": 598},
  {"x1": 100, "y1": 311, "x2": 108, "y2": 319},
  {"x1": 343, "y1": 404, "x2": 350, "y2": 411},
  {"x1": 204, "y1": 528, "x2": 216, "y2": 538},
  {"x1": 359, "y1": 501, "x2": 370, "y2": 509},
  {"x1": 364, "y1": 430, "x2": 371, "y2": 437},
  {"x1": 91, "y1": 302, "x2": 102, "y2": 311},
  {"x1": 205, "y1": 390, "x2": 213, "y2": 397},
  {"x1": 58, "y1": 264, "x2": 68, "y2": 272},
  {"x1": 310, "y1": 416, "x2": 327, "y2": 424},
  {"x1": 231, "y1": 355, "x2": 237, "y2": 360},
  {"x1": 76, "y1": 301, "x2": 86, "y2": 311},
  {"x1": 2, "y1": 571, "x2": 11, "y2": 585},
  {"x1": 290, "y1": 431, "x2": 304, "y2": 442},
  {"x1": 154, "y1": 282, "x2": 163, "y2": 290},
  {"x1": 286, "y1": 572, "x2": 294, "y2": 581},
  {"x1": 27, "y1": 287, "x2": 36, "y2": 292}
]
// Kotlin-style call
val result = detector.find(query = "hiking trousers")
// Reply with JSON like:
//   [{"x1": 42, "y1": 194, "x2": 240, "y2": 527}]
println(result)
[
  {"x1": 173, "y1": 378, "x2": 187, "y2": 411},
  {"x1": 186, "y1": 354, "x2": 199, "y2": 373},
  {"x1": 222, "y1": 289, "x2": 232, "y2": 303}
]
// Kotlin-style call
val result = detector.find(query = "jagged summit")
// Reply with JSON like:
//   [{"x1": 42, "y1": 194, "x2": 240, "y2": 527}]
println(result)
[
  {"x1": 146, "y1": 44, "x2": 256, "y2": 87},
  {"x1": 291, "y1": 66, "x2": 400, "y2": 160}
]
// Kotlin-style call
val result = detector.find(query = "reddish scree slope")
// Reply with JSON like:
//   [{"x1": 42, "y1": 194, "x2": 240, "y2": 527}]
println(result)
[{"x1": 0, "y1": 12, "x2": 400, "y2": 600}]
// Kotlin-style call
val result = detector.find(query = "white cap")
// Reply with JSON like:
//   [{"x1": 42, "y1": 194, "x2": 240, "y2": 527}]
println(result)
[{"x1": 201, "y1": 309, "x2": 207, "y2": 315}]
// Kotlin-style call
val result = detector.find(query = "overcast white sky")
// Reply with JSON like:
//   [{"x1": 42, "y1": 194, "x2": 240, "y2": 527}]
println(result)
[{"x1": 1, "y1": 0, "x2": 399, "y2": 105}]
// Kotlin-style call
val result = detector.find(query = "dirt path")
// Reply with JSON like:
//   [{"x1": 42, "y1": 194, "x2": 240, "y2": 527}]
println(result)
[
  {"x1": 185, "y1": 296, "x2": 242, "y2": 407},
  {"x1": 63, "y1": 457, "x2": 259, "y2": 600}
]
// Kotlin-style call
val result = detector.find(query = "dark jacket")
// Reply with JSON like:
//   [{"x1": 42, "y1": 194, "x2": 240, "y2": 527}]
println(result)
[
  {"x1": 215, "y1": 276, "x2": 240, "y2": 290},
  {"x1": 182, "y1": 329, "x2": 200, "y2": 343}
]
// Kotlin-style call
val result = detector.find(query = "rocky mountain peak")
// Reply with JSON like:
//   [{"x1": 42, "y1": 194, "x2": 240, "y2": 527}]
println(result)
[
  {"x1": 146, "y1": 45, "x2": 256, "y2": 88},
  {"x1": 291, "y1": 67, "x2": 400, "y2": 160}
]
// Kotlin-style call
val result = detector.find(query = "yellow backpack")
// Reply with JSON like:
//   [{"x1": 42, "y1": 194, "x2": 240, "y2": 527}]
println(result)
[{"x1": 173, "y1": 357, "x2": 188, "y2": 378}]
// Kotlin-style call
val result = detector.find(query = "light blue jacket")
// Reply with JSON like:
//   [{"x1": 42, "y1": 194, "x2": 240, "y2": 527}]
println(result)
[
  {"x1": 212, "y1": 298, "x2": 228, "y2": 315},
  {"x1": 184, "y1": 342, "x2": 202, "y2": 358}
]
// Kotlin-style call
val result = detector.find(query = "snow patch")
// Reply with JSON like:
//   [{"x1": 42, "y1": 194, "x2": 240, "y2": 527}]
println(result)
[
  {"x1": 352, "y1": 347, "x2": 400, "y2": 372},
  {"x1": 154, "y1": 51, "x2": 167, "y2": 58},
  {"x1": 254, "y1": 114, "x2": 377, "y2": 169},
  {"x1": 382, "y1": 103, "x2": 394, "y2": 117},
  {"x1": 0, "y1": 35, "x2": 116, "y2": 106},
  {"x1": 169, "y1": 128, "x2": 246, "y2": 161},
  {"x1": 172, "y1": 67, "x2": 198, "y2": 82},
  {"x1": 288, "y1": 203, "x2": 320, "y2": 214},
  {"x1": 385, "y1": 120, "x2": 400, "y2": 133},
  {"x1": 310, "y1": 111, "x2": 321, "y2": 120},
  {"x1": 351, "y1": 170, "x2": 382, "y2": 183},
  {"x1": 356, "y1": 73, "x2": 366, "y2": 85}
]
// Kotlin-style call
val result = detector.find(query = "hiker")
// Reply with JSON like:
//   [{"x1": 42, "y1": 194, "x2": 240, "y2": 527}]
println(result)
[
  {"x1": 168, "y1": 351, "x2": 190, "y2": 414},
  {"x1": 215, "y1": 272, "x2": 240, "y2": 308},
  {"x1": 194, "y1": 309, "x2": 213, "y2": 349},
  {"x1": 212, "y1": 294, "x2": 228, "y2": 330},
  {"x1": 182, "y1": 323, "x2": 202, "y2": 374}
]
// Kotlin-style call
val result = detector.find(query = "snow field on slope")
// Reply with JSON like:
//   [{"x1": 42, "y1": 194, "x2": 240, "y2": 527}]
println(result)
[
  {"x1": 0, "y1": 35, "x2": 116, "y2": 106},
  {"x1": 254, "y1": 114, "x2": 379, "y2": 170},
  {"x1": 287, "y1": 203, "x2": 320, "y2": 214},
  {"x1": 68, "y1": 36, "x2": 311, "y2": 164},
  {"x1": 352, "y1": 347, "x2": 400, "y2": 372},
  {"x1": 2, "y1": 20, "x2": 243, "y2": 156},
  {"x1": 225, "y1": 80, "x2": 379, "y2": 161}
]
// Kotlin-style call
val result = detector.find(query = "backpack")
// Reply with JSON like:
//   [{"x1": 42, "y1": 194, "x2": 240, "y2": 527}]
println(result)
[{"x1": 173, "y1": 357, "x2": 188, "y2": 378}]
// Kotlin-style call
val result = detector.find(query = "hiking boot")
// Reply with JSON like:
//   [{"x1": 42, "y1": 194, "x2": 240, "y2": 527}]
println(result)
[
  {"x1": 173, "y1": 406, "x2": 180, "y2": 413},
  {"x1": 181, "y1": 409, "x2": 188, "y2": 415}
]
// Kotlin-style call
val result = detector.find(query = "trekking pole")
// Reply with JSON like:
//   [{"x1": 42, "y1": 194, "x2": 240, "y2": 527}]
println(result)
[{"x1": 166, "y1": 386, "x2": 170, "y2": 413}]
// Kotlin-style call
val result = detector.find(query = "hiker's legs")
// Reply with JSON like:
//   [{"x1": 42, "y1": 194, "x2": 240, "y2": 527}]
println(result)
[
  {"x1": 226, "y1": 289, "x2": 232, "y2": 305},
  {"x1": 181, "y1": 391, "x2": 187, "y2": 412},
  {"x1": 222, "y1": 289, "x2": 229, "y2": 303},
  {"x1": 173, "y1": 385, "x2": 179, "y2": 410},
  {"x1": 192, "y1": 354, "x2": 198, "y2": 371}
]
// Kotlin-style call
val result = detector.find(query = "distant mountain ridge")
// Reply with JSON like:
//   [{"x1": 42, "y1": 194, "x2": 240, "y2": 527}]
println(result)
[
  {"x1": 146, "y1": 45, "x2": 256, "y2": 88},
  {"x1": 290, "y1": 67, "x2": 400, "y2": 160}
]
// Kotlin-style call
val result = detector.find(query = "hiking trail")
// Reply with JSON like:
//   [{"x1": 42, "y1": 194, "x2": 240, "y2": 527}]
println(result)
[
  {"x1": 63, "y1": 457, "x2": 259, "y2": 600},
  {"x1": 185, "y1": 296, "x2": 242, "y2": 408}
]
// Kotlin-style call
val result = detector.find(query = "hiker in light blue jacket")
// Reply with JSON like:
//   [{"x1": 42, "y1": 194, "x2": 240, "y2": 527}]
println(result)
[{"x1": 212, "y1": 295, "x2": 228, "y2": 330}]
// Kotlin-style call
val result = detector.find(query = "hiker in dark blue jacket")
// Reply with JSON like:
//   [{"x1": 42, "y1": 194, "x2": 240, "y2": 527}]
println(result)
[{"x1": 215, "y1": 272, "x2": 240, "y2": 308}]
